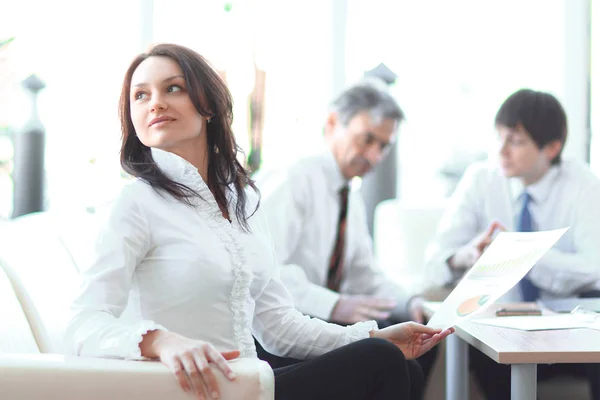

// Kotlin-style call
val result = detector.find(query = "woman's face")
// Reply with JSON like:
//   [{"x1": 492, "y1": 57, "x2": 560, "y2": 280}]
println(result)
[{"x1": 129, "y1": 56, "x2": 208, "y2": 153}]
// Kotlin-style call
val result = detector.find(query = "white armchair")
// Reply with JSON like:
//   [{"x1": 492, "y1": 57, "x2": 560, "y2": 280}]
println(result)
[{"x1": 0, "y1": 211, "x2": 274, "y2": 399}]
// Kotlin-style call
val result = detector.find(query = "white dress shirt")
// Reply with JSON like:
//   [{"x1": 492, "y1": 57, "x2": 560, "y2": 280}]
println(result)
[
  {"x1": 65, "y1": 148, "x2": 376, "y2": 361},
  {"x1": 425, "y1": 160, "x2": 600, "y2": 300},
  {"x1": 255, "y1": 151, "x2": 414, "y2": 321}
]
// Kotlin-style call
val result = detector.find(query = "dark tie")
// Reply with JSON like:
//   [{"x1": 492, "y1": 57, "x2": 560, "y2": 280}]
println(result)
[
  {"x1": 517, "y1": 192, "x2": 540, "y2": 301},
  {"x1": 326, "y1": 186, "x2": 350, "y2": 292}
]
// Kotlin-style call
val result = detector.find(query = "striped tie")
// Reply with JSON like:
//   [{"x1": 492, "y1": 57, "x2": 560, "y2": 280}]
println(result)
[{"x1": 326, "y1": 186, "x2": 350, "y2": 292}]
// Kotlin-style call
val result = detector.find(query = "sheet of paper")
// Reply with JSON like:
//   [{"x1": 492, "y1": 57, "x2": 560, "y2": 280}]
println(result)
[
  {"x1": 427, "y1": 228, "x2": 568, "y2": 329},
  {"x1": 474, "y1": 315, "x2": 600, "y2": 331}
]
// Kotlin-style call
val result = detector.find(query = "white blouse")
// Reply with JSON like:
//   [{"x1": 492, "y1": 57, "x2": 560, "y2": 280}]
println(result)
[{"x1": 65, "y1": 148, "x2": 376, "y2": 361}]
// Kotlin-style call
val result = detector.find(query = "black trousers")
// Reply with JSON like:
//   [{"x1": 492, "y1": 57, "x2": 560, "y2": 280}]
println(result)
[
  {"x1": 377, "y1": 317, "x2": 439, "y2": 388},
  {"x1": 256, "y1": 318, "x2": 439, "y2": 383},
  {"x1": 273, "y1": 338, "x2": 423, "y2": 400}
]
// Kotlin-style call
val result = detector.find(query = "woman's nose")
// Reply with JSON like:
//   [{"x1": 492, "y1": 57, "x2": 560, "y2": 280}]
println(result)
[{"x1": 150, "y1": 93, "x2": 167, "y2": 112}]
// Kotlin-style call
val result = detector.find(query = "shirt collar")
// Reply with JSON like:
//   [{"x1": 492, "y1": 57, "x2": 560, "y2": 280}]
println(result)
[
  {"x1": 322, "y1": 151, "x2": 350, "y2": 193},
  {"x1": 149, "y1": 148, "x2": 242, "y2": 217},
  {"x1": 150, "y1": 148, "x2": 210, "y2": 195},
  {"x1": 509, "y1": 164, "x2": 561, "y2": 204}
]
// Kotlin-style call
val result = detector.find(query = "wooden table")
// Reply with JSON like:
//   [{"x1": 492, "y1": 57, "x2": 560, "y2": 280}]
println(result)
[{"x1": 424, "y1": 301, "x2": 600, "y2": 400}]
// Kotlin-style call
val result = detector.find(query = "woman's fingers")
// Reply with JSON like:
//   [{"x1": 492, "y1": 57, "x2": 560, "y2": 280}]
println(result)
[
  {"x1": 420, "y1": 327, "x2": 454, "y2": 347},
  {"x1": 220, "y1": 350, "x2": 240, "y2": 380},
  {"x1": 158, "y1": 339, "x2": 237, "y2": 399},
  {"x1": 221, "y1": 350, "x2": 241, "y2": 361},
  {"x1": 206, "y1": 347, "x2": 236, "y2": 380},
  {"x1": 165, "y1": 357, "x2": 193, "y2": 394},
  {"x1": 194, "y1": 347, "x2": 222, "y2": 399},
  {"x1": 420, "y1": 328, "x2": 453, "y2": 344},
  {"x1": 418, "y1": 333, "x2": 443, "y2": 355},
  {"x1": 439, "y1": 328, "x2": 455, "y2": 339},
  {"x1": 181, "y1": 352, "x2": 209, "y2": 400},
  {"x1": 407, "y1": 321, "x2": 442, "y2": 335}
]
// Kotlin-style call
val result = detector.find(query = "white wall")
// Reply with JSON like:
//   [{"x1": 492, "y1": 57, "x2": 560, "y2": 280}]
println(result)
[
  {"x1": 344, "y1": 0, "x2": 592, "y2": 201},
  {"x1": 1, "y1": 0, "x2": 595, "y2": 215}
]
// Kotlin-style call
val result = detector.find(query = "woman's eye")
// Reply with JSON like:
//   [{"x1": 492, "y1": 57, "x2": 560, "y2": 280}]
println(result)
[
  {"x1": 167, "y1": 85, "x2": 182, "y2": 93},
  {"x1": 134, "y1": 92, "x2": 147, "y2": 100}
]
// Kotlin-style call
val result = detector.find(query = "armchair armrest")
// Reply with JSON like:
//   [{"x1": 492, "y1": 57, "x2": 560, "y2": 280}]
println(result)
[{"x1": 0, "y1": 354, "x2": 274, "y2": 400}]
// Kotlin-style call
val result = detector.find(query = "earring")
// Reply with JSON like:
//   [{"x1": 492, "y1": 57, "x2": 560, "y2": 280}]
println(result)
[
  {"x1": 207, "y1": 116, "x2": 212, "y2": 124},
  {"x1": 213, "y1": 145, "x2": 220, "y2": 154}
]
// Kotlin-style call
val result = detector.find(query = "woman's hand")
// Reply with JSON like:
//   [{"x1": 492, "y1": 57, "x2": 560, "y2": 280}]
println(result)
[
  {"x1": 370, "y1": 321, "x2": 454, "y2": 359},
  {"x1": 140, "y1": 330, "x2": 240, "y2": 400}
]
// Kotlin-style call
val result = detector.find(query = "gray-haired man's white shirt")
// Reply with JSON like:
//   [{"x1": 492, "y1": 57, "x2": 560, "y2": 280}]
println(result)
[{"x1": 255, "y1": 151, "x2": 414, "y2": 320}]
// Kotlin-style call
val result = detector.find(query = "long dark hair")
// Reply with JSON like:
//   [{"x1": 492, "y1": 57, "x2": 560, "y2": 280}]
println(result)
[{"x1": 118, "y1": 43, "x2": 258, "y2": 231}]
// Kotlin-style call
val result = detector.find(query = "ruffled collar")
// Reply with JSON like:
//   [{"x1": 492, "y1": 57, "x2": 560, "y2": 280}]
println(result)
[
  {"x1": 150, "y1": 148, "x2": 206, "y2": 192},
  {"x1": 150, "y1": 147, "x2": 219, "y2": 208},
  {"x1": 150, "y1": 148, "x2": 244, "y2": 223}
]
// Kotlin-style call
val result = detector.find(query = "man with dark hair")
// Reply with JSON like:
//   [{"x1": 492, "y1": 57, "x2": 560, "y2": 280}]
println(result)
[
  {"x1": 255, "y1": 78, "x2": 436, "y2": 397},
  {"x1": 495, "y1": 88, "x2": 567, "y2": 166},
  {"x1": 425, "y1": 88, "x2": 600, "y2": 399}
]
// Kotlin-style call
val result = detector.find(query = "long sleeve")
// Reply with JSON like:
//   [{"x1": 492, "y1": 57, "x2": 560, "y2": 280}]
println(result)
[
  {"x1": 256, "y1": 168, "x2": 340, "y2": 320},
  {"x1": 424, "y1": 165, "x2": 486, "y2": 287},
  {"x1": 529, "y1": 184, "x2": 600, "y2": 295},
  {"x1": 64, "y1": 184, "x2": 167, "y2": 359},
  {"x1": 344, "y1": 194, "x2": 413, "y2": 314},
  {"x1": 251, "y1": 215, "x2": 377, "y2": 359}
]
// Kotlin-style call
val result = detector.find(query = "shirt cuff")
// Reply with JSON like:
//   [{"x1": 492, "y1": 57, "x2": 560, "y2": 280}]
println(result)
[
  {"x1": 343, "y1": 320, "x2": 379, "y2": 345},
  {"x1": 125, "y1": 321, "x2": 169, "y2": 360}
]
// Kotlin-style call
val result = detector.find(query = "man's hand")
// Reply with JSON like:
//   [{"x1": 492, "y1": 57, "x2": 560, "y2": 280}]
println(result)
[
  {"x1": 449, "y1": 221, "x2": 506, "y2": 269},
  {"x1": 407, "y1": 296, "x2": 425, "y2": 324},
  {"x1": 370, "y1": 321, "x2": 455, "y2": 359},
  {"x1": 330, "y1": 294, "x2": 397, "y2": 324}
]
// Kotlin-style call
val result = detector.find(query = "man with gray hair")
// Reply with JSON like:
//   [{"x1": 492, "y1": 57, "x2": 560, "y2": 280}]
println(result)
[{"x1": 254, "y1": 78, "x2": 435, "y2": 395}]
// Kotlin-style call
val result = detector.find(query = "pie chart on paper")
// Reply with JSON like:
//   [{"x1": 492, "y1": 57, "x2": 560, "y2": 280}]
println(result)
[{"x1": 456, "y1": 294, "x2": 491, "y2": 317}]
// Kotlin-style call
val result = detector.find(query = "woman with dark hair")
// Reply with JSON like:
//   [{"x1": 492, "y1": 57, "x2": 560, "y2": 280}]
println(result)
[{"x1": 65, "y1": 43, "x2": 452, "y2": 400}]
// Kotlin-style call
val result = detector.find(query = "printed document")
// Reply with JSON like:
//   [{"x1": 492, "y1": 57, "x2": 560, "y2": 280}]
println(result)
[{"x1": 427, "y1": 228, "x2": 567, "y2": 329}]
